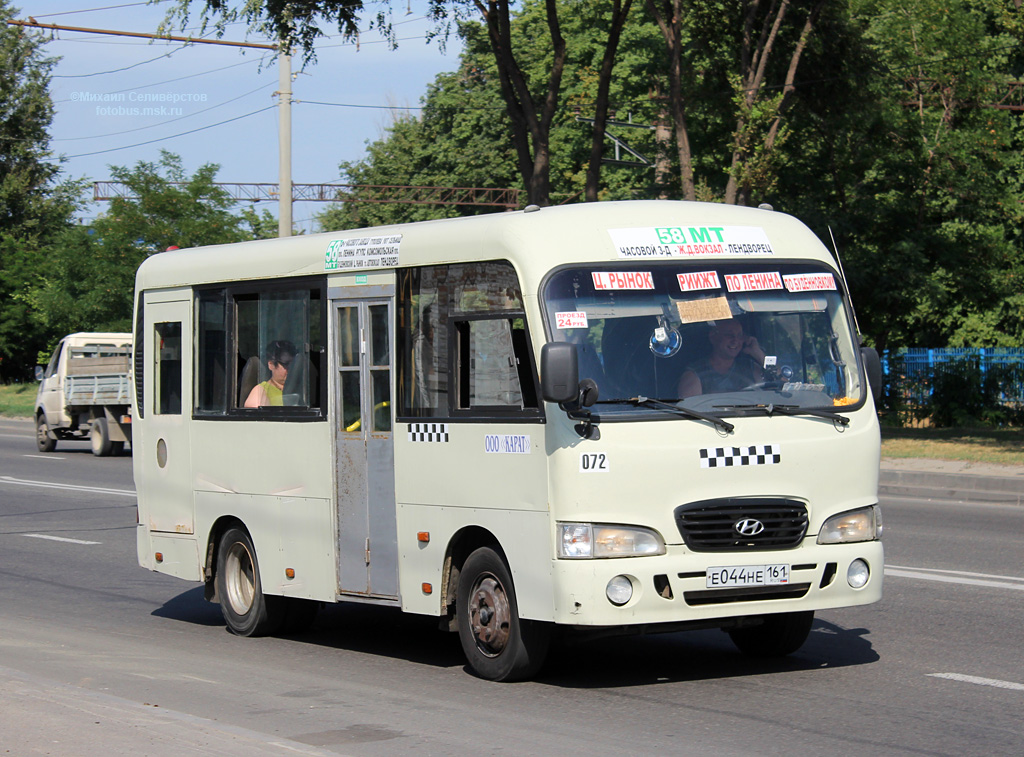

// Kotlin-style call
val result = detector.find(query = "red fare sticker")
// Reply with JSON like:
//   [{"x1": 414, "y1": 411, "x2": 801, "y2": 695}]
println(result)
[
  {"x1": 783, "y1": 273, "x2": 837, "y2": 292},
  {"x1": 677, "y1": 270, "x2": 721, "y2": 292},
  {"x1": 556, "y1": 311, "x2": 588, "y2": 329},
  {"x1": 724, "y1": 271, "x2": 783, "y2": 292},
  {"x1": 592, "y1": 271, "x2": 655, "y2": 290}
]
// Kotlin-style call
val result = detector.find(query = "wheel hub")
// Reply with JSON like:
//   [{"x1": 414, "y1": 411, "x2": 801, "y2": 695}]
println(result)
[
  {"x1": 224, "y1": 542, "x2": 256, "y2": 616},
  {"x1": 469, "y1": 575, "x2": 511, "y2": 657}
]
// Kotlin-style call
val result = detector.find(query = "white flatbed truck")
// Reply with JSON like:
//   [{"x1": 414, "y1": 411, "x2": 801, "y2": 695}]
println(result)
[{"x1": 34, "y1": 332, "x2": 133, "y2": 456}]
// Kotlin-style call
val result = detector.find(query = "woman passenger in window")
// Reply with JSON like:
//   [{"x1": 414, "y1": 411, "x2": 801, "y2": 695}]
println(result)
[
  {"x1": 245, "y1": 340, "x2": 296, "y2": 407},
  {"x1": 678, "y1": 319, "x2": 765, "y2": 397}
]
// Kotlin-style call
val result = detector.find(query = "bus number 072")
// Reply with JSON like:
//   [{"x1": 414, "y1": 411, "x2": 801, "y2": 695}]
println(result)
[{"x1": 579, "y1": 453, "x2": 609, "y2": 472}]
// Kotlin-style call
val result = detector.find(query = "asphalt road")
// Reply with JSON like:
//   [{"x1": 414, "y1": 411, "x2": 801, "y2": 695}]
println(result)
[{"x1": 1, "y1": 417, "x2": 1022, "y2": 756}]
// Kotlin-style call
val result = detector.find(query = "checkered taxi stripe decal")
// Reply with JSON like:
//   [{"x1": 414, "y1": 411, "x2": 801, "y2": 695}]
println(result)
[
  {"x1": 408, "y1": 423, "x2": 449, "y2": 443},
  {"x1": 700, "y1": 444, "x2": 781, "y2": 468}
]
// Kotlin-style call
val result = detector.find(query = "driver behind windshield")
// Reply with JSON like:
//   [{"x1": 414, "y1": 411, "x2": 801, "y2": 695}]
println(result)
[{"x1": 678, "y1": 319, "x2": 766, "y2": 397}]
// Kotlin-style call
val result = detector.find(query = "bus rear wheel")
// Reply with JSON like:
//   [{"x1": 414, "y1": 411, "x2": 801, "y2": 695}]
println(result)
[
  {"x1": 36, "y1": 415, "x2": 56, "y2": 452},
  {"x1": 456, "y1": 546, "x2": 550, "y2": 682},
  {"x1": 728, "y1": 611, "x2": 814, "y2": 657},
  {"x1": 216, "y1": 527, "x2": 284, "y2": 637}
]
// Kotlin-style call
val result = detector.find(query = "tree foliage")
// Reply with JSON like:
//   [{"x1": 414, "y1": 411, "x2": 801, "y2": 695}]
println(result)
[
  {"x1": 318, "y1": 0, "x2": 1023, "y2": 352},
  {"x1": 0, "y1": 2, "x2": 80, "y2": 379},
  {"x1": 31, "y1": 152, "x2": 255, "y2": 339}
]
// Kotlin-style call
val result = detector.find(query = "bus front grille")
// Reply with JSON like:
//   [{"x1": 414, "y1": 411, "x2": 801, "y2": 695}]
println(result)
[{"x1": 674, "y1": 498, "x2": 808, "y2": 552}]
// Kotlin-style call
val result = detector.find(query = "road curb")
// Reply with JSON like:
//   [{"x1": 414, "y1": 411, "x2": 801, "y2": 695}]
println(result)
[{"x1": 879, "y1": 468, "x2": 1024, "y2": 505}]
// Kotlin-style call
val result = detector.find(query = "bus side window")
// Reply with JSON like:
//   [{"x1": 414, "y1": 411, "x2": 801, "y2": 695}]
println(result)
[
  {"x1": 194, "y1": 282, "x2": 325, "y2": 418},
  {"x1": 455, "y1": 318, "x2": 526, "y2": 409},
  {"x1": 154, "y1": 322, "x2": 182, "y2": 415},
  {"x1": 397, "y1": 261, "x2": 540, "y2": 420}
]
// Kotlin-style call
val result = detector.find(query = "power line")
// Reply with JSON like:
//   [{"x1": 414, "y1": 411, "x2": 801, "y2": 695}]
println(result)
[
  {"x1": 30, "y1": 2, "x2": 169, "y2": 19},
  {"x1": 57, "y1": 104, "x2": 277, "y2": 158},
  {"x1": 54, "y1": 82, "x2": 276, "y2": 141},
  {"x1": 53, "y1": 47, "x2": 183, "y2": 78},
  {"x1": 53, "y1": 54, "x2": 271, "y2": 102}
]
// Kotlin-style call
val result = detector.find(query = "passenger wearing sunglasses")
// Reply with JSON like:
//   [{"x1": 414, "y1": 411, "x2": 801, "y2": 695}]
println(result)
[{"x1": 244, "y1": 340, "x2": 296, "y2": 407}]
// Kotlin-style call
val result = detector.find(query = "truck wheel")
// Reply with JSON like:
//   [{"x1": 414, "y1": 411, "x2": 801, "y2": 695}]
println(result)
[
  {"x1": 457, "y1": 546, "x2": 550, "y2": 681},
  {"x1": 728, "y1": 611, "x2": 814, "y2": 657},
  {"x1": 90, "y1": 417, "x2": 113, "y2": 457},
  {"x1": 36, "y1": 415, "x2": 56, "y2": 452},
  {"x1": 216, "y1": 527, "x2": 284, "y2": 637}
]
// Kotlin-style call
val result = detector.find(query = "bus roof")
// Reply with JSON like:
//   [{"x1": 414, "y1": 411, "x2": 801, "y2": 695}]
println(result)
[{"x1": 134, "y1": 200, "x2": 836, "y2": 294}]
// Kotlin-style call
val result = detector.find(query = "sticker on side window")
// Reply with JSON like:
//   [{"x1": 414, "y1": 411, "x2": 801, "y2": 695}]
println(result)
[{"x1": 556, "y1": 311, "x2": 589, "y2": 329}]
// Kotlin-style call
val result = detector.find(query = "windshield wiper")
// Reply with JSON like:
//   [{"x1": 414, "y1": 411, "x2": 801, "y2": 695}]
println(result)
[
  {"x1": 714, "y1": 402, "x2": 850, "y2": 425},
  {"x1": 598, "y1": 396, "x2": 735, "y2": 433}
]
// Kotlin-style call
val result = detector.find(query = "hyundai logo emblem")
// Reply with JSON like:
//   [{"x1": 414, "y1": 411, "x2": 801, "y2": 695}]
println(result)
[{"x1": 735, "y1": 518, "x2": 765, "y2": 537}]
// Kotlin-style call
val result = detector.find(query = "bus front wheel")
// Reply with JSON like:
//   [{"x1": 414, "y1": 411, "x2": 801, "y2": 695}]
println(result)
[
  {"x1": 456, "y1": 546, "x2": 550, "y2": 682},
  {"x1": 216, "y1": 527, "x2": 284, "y2": 637},
  {"x1": 727, "y1": 611, "x2": 814, "y2": 657}
]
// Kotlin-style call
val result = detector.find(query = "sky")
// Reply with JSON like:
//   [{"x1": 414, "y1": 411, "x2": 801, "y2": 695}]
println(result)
[{"x1": 29, "y1": 0, "x2": 464, "y2": 231}]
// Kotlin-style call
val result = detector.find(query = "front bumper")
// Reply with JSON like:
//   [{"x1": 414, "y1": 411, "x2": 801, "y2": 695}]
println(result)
[{"x1": 547, "y1": 540, "x2": 883, "y2": 627}]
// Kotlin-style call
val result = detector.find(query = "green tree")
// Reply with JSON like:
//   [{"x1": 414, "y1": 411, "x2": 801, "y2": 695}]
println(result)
[
  {"x1": 32, "y1": 152, "x2": 254, "y2": 336},
  {"x1": 778, "y1": 0, "x2": 1024, "y2": 352},
  {"x1": 0, "y1": 2, "x2": 80, "y2": 379}
]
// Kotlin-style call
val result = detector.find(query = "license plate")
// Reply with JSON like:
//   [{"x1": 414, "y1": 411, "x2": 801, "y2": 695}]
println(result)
[{"x1": 706, "y1": 564, "x2": 790, "y2": 588}]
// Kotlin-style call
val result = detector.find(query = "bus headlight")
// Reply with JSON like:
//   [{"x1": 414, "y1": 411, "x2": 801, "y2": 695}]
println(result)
[
  {"x1": 817, "y1": 506, "x2": 882, "y2": 544},
  {"x1": 558, "y1": 523, "x2": 666, "y2": 558}
]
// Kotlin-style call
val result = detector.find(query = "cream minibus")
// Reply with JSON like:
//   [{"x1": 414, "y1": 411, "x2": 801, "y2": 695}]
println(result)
[{"x1": 133, "y1": 200, "x2": 883, "y2": 681}]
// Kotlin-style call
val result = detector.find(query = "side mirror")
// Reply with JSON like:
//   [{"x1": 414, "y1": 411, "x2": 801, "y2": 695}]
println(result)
[
  {"x1": 540, "y1": 342, "x2": 579, "y2": 404},
  {"x1": 860, "y1": 346, "x2": 882, "y2": 403},
  {"x1": 34, "y1": 366, "x2": 44, "y2": 381}
]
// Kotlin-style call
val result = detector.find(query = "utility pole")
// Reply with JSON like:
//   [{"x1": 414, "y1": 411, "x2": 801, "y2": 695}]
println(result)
[
  {"x1": 278, "y1": 51, "x2": 292, "y2": 237},
  {"x1": 8, "y1": 18, "x2": 294, "y2": 237}
]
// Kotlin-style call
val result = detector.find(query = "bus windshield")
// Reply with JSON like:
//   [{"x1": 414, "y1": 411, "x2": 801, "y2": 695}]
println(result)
[{"x1": 542, "y1": 262, "x2": 864, "y2": 417}]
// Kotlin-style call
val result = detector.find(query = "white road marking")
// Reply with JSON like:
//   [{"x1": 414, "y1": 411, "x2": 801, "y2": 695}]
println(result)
[
  {"x1": 0, "y1": 476, "x2": 135, "y2": 497},
  {"x1": 885, "y1": 566, "x2": 1024, "y2": 591},
  {"x1": 886, "y1": 564, "x2": 1024, "y2": 583},
  {"x1": 22, "y1": 454, "x2": 66, "y2": 459},
  {"x1": 928, "y1": 673, "x2": 1024, "y2": 692},
  {"x1": 24, "y1": 534, "x2": 102, "y2": 546}
]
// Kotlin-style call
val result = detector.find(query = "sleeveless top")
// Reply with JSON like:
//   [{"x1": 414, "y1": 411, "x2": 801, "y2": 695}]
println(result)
[{"x1": 257, "y1": 380, "x2": 284, "y2": 406}]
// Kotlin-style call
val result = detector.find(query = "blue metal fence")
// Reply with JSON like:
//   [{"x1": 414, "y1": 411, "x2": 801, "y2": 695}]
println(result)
[{"x1": 880, "y1": 348, "x2": 1024, "y2": 425}]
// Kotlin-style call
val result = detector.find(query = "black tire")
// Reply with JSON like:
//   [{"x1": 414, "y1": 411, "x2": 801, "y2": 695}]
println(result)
[
  {"x1": 728, "y1": 611, "x2": 814, "y2": 657},
  {"x1": 216, "y1": 527, "x2": 284, "y2": 637},
  {"x1": 90, "y1": 417, "x2": 112, "y2": 457},
  {"x1": 36, "y1": 414, "x2": 56, "y2": 452},
  {"x1": 457, "y1": 546, "x2": 551, "y2": 681}
]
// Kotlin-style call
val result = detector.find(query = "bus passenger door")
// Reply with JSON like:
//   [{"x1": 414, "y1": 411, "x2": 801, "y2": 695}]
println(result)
[
  {"x1": 138, "y1": 295, "x2": 193, "y2": 535},
  {"x1": 333, "y1": 296, "x2": 398, "y2": 599}
]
